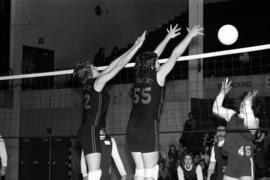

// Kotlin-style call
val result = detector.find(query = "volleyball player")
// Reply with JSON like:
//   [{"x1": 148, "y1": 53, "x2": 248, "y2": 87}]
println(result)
[
  {"x1": 207, "y1": 125, "x2": 228, "y2": 180},
  {"x1": 80, "y1": 129, "x2": 127, "y2": 180},
  {"x1": 126, "y1": 24, "x2": 203, "y2": 180},
  {"x1": 73, "y1": 32, "x2": 146, "y2": 180},
  {"x1": 212, "y1": 78, "x2": 259, "y2": 180}
]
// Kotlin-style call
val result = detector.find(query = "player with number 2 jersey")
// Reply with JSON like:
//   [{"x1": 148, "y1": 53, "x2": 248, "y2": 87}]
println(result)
[
  {"x1": 212, "y1": 78, "x2": 259, "y2": 180},
  {"x1": 73, "y1": 32, "x2": 146, "y2": 180}
]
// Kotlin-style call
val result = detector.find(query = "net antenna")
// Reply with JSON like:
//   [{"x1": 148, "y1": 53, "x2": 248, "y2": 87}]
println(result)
[{"x1": 1, "y1": 43, "x2": 270, "y2": 81}]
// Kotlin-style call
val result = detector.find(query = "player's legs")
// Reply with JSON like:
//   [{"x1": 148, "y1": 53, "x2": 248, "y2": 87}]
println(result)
[
  {"x1": 239, "y1": 177, "x2": 252, "y2": 180},
  {"x1": 78, "y1": 125, "x2": 102, "y2": 180},
  {"x1": 142, "y1": 151, "x2": 159, "y2": 180},
  {"x1": 85, "y1": 153, "x2": 102, "y2": 180},
  {"x1": 131, "y1": 152, "x2": 144, "y2": 180},
  {"x1": 223, "y1": 175, "x2": 239, "y2": 180}
]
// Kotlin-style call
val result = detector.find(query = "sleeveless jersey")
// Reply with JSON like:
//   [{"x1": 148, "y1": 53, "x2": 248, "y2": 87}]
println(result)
[
  {"x1": 129, "y1": 71, "x2": 165, "y2": 128},
  {"x1": 223, "y1": 114, "x2": 254, "y2": 163},
  {"x1": 181, "y1": 165, "x2": 198, "y2": 180},
  {"x1": 214, "y1": 143, "x2": 228, "y2": 180},
  {"x1": 82, "y1": 79, "x2": 110, "y2": 127},
  {"x1": 100, "y1": 136, "x2": 113, "y2": 180}
]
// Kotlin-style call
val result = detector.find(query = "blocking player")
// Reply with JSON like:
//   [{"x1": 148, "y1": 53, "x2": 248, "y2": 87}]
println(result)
[
  {"x1": 126, "y1": 24, "x2": 203, "y2": 180},
  {"x1": 212, "y1": 78, "x2": 259, "y2": 180},
  {"x1": 73, "y1": 32, "x2": 146, "y2": 180}
]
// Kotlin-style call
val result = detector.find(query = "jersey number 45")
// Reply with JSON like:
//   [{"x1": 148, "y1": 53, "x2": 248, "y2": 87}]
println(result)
[{"x1": 238, "y1": 146, "x2": 251, "y2": 157}]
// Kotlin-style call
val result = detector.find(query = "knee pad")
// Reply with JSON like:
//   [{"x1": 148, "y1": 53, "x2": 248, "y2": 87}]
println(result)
[
  {"x1": 145, "y1": 165, "x2": 159, "y2": 180},
  {"x1": 135, "y1": 168, "x2": 144, "y2": 177},
  {"x1": 88, "y1": 169, "x2": 102, "y2": 180}
]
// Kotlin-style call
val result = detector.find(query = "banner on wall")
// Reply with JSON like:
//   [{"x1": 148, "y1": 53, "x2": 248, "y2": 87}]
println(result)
[{"x1": 203, "y1": 75, "x2": 270, "y2": 98}]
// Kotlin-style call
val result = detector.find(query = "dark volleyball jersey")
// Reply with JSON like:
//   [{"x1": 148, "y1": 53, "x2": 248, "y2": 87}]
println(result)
[
  {"x1": 129, "y1": 71, "x2": 165, "y2": 127},
  {"x1": 100, "y1": 136, "x2": 113, "y2": 180},
  {"x1": 223, "y1": 114, "x2": 254, "y2": 162},
  {"x1": 82, "y1": 79, "x2": 110, "y2": 127},
  {"x1": 214, "y1": 143, "x2": 228, "y2": 180},
  {"x1": 181, "y1": 165, "x2": 198, "y2": 180}
]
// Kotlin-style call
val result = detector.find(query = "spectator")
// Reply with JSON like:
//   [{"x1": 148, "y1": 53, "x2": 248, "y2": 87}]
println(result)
[
  {"x1": 180, "y1": 112, "x2": 197, "y2": 152},
  {"x1": 193, "y1": 152, "x2": 201, "y2": 166},
  {"x1": 0, "y1": 134, "x2": 8, "y2": 179},
  {"x1": 94, "y1": 47, "x2": 106, "y2": 66},
  {"x1": 158, "y1": 159, "x2": 171, "y2": 180},
  {"x1": 200, "y1": 146, "x2": 211, "y2": 180},
  {"x1": 177, "y1": 153, "x2": 203, "y2": 180},
  {"x1": 254, "y1": 129, "x2": 269, "y2": 180},
  {"x1": 178, "y1": 143, "x2": 186, "y2": 163},
  {"x1": 107, "y1": 46, "x2": 120, "y2": 64},
  {"x1": 168, "y1": 144, "x2": 179, "y2": 180}
]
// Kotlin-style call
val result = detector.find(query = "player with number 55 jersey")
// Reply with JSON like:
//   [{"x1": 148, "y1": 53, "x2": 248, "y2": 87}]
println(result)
[
  {"x1": 212, "y1": 78, "x2": 259, "y2": 180},
  {"x1": 126, "y1": 24, "x2": 203, "y2": 180}
]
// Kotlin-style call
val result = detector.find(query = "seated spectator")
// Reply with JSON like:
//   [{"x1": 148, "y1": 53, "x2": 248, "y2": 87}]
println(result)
[
  {"x1": 168, "y1": 144, "x2": 179, "y2": 180},
  {"x1": 178, "y1": 143, "x2": 186, "y2": 163},
  {"x1": 107, "y1": 46, "x2": 120, "y2": 64},
  {"x1": 158, "y1": 159, "x2": 171, "y2": 180},
  {"x1": 94, "y1": 47, "x2": 106, "y2": 66},
  {"x1": 254, "y1": 129, "x2": 270, "y2": 180},
  {"x1": 177, "y1": 153, "x2": 203, "y2": 180},
  {"x1": 179, "y1": 112, "x2": 196, "y2": 152}
]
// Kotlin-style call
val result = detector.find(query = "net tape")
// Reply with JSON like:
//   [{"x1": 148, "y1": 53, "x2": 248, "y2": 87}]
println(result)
[{"x1": 0, "y1": 44, "x2": 270, "y2": 81}]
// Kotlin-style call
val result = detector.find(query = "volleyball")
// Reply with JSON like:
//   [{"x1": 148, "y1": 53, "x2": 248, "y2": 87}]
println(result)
[{"x1": 218, "y1": 24, "x2": 239, "y2": 45}]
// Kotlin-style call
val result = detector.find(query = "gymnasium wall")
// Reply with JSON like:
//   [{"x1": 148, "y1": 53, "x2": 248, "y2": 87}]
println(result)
[{"x1": 10, "y1": 0, "x2": 188, "y2": 75}]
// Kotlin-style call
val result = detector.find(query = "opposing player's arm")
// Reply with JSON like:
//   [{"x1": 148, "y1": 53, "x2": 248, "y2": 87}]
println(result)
[
  {"x1": 94, "y1": 32, "x2": 146, "y2": 91},
  {"x1": 207, "y1": 147, "x2": 216, "y2": 180},
  {"x1": 177, "y1": 166, "x2": 185, "y2": 180},
  {"x1": 157, "y1": 25, "x2": 203, "y2": 86},
  {"x1": 212, "y1": 78, "x2": 236, "y2": 121},
  {"x1": 154, "y1": 24, "x2": 181, "y2": 58},
  {"x1": 196, "y1": 165, "x2": 204, "y2": 180},
  {"x1": 240, "y1": 90, "x2": 259, "y2": 133},
  {"x1": 111, "y1": 137, "x2": 127, "y2": 177}
]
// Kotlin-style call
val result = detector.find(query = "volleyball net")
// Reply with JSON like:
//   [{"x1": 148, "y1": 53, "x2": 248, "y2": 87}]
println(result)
[{"x1": 0, "y1": 44, "x2": 270, "y2": 139}]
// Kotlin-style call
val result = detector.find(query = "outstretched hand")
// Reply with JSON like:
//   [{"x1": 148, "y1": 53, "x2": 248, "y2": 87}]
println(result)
[
  {"x1": 134, "y1": 31, "x2": 147, "y2": 47},
  {"x1": 187, "y1": 25, "x2": 204, "y2": 38},
  {"x1": 243, "y1": 90, "x2": 258, "y2": 105},
  {"x1": 167, "y1": 24, "x2": 181, "y2": 39},
  {"x1": 220, "y1": 77, "x2": 232, "y2": 95}
]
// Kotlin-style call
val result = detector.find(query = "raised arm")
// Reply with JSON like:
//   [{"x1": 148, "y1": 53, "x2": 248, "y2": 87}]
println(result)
[
  {"x1": 110, "y1": 138, "x2": 127, "y2": 179},
  {"x1": 154, "y1": 24, "x2": 181, "y2": 58},
  {"x1": 95, "y1": 32, "x2": 146, "y2": 91},
  {"x1": 207, "y1": 147, "x2": 216, "y2": 180},
  {"x1": 240, "y1": 90, "x2": 259, "y2": 133},
  {"x1": 157, "y1": 25, "x2": 203, "y2": 85},
  {"x1": 212, "y1": 78, "x2": 236, "y2": 121}
]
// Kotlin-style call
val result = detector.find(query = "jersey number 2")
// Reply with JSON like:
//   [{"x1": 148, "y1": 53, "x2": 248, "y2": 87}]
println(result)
[
  {"x1": 84, "y1": 94, "x2": 91, "y2": 110},
  {"x1": 238, "y1": 146, "x2": 251, "y2": 156},
  {"x1": 133, "y1": 87, "x2": 151, "y2": 104}
]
